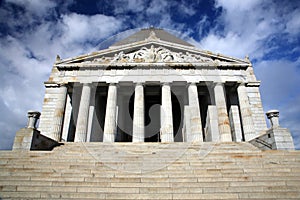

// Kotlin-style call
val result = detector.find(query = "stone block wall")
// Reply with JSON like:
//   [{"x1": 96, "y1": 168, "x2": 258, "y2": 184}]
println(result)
[
  {"x1": 39, "y1": 86, "x2": 65, "y2": 140},
  {"x1": 247, "y1": 86, "x2": 267, "y2": 135}
]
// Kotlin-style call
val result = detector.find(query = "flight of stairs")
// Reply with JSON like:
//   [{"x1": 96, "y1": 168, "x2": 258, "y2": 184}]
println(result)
[{"x1": 0, "y1": 142, "x2": 300, "y2": 199}]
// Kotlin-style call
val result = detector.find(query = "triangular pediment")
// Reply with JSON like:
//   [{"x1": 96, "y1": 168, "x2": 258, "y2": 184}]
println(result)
[{"x1": 55, "y1": 29, "x2": 250, "y2": 69}]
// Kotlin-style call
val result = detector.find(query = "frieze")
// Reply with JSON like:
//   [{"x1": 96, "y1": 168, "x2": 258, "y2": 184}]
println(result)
[{"x1": 87, "y1": 45, "x2": 224, "y2": 64}]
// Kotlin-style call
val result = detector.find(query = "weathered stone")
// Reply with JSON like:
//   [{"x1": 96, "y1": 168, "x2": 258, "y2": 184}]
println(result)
[
  {"x1": 214, "y1": 83, "x2": 232, "y2": 142},
  {"x1": 103, "y1": 83, "x2": 117, "y2": 142},
  {"x1": 160, "y1": 83, "x2": 174, "y2": 142},
  {"x1": 74, "y1": 83, "x2": 91, "y2": 142},
  {"x1": 8, "y1": 27, "x2": 297, "y2": 199},
  {"x1": 132, "y1": 83, "x2": 145, "y2": 142}
]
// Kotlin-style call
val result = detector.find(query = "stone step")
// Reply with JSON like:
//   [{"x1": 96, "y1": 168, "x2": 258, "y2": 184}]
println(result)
[{"x1": 0, "y1": 143, "x2": 300, "y2": 199}]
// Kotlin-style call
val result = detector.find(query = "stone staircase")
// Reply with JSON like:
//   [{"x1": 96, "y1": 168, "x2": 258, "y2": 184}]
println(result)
[{"x1": 0, "y1": 142, "x2": 299, "y2": 199}]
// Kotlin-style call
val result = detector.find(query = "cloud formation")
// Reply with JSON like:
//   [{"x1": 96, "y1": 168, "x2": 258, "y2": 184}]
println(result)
[
  {"x1": 0, "y1": 0, "x2": 123, "y2": 149},
  {"x1": 0, "y1": 0, "x2": 299, "y2": 149}
]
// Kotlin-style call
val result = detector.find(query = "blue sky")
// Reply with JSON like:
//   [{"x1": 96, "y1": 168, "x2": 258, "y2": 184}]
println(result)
[{"x1": 0, "y1": 0, "x2": 299, "y2": 149}]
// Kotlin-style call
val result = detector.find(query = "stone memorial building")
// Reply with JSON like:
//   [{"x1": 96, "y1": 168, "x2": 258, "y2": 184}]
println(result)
[
  {"x1": 1, "y1": 28, "x2": 299, "y2": 199},
  {"x1": 34, "y1": 27, "x2": 294, "y2": 149}
]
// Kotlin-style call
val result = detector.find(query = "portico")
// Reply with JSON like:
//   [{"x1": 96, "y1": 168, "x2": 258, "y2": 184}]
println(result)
[
  {"x1": 38, "y1": 28, "x2": 268, "y2": 145},
  {"x1": 45, "y1": 80, "x2": 261, "y2": 143}
]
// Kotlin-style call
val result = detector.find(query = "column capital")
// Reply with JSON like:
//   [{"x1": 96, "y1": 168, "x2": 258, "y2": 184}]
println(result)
[
  {"x1": 134, "y1": 82, "x2": 144, "y2": 86},
  {"x1": 82, "y1": 83, "x2": 91, "y2": 87},
  {"x1": 108, "y1": 82, "x2": 119, "y2": 88},
  {"x1": 213, "y1": 82, "x2": 225, "y2": 87},
  {"x1": 266, "y1": 109, "x2": 279, "y2": 119},
  {"x1": 266, "y1": 110, "x2": 280, "y2": 128},
  {"x1": 161, "y1": 82, "x2": 172, "y2": 86},
  {"x1": 187, "y1": 82, "x2": 197, "y2": 86}
]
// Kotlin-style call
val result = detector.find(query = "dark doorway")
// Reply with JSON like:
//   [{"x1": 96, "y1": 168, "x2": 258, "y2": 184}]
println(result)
[
  {"x1": 116, "y1": 86, "x2": 134, "y2": 142},
  {"x1": 198, "y1": 85, "x2": 213, "y2": 141},
  {"x1": 171, "y1": 92, "x2": 183, "y2": 141}
]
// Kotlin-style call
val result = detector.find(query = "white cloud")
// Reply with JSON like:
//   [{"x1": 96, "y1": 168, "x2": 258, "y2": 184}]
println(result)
[
  {"x1": 113, "y1": 0, "x2": 147, "y2": 14},
  {"x1": 0, "y1": 0, "x2": 299, "y2": 151},
  {"x1": 178, "y1": 2, "x2": 196, "y2": 17},
  {"x1": 197, "y1": 0, "x2": 299, "y2": 60},
  {"x1": 61, "y1": 13, "x2": 123, "y2": 45},
  {"x1": 0, "y1": 1, "x2": 124, "y2": 150},
  {"x1": 285, "y1": 8, "x2": 300, "y2": 35},
  {"x1": 146, "y1": 0, "x2": 169, "y2": 15},
  {"x1": 195, "y1": 0, "x2": 300, "y2": 149},
  {"x1": 6, "y1": 0, "x2": 57, "y2": 17},
  {"x1": 215, "y1": 0, "x2": 260, "y2": 12}
]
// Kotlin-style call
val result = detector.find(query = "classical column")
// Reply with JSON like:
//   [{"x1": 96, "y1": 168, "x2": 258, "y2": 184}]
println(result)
[
  {"x1": 132, "y1": 83, "x2": 145, "y2": 142},
  {"x1": 229, "y1": 105, "x2": 243, "y2": 142},
  {"x1": 205, "y1": 105, "x2": 220, "y2": 141},
  {"x1": 103, "y1": 83, "x2": 118, "y2": 142},
  {"x1": 86, "y1": 105, "x2": 95, "y2": 142},
  {"x1": 214, "y1": 82, "x2": 232, "y2": 141},
  {"x1": 187, "y1": 83, "x2": 203, "y2": 142},
  {"x1": 51, "y1": 84, "x2": 67, "y2": 141},
  {"x1": 74, "y1": 83, "x2": 91, "y2": 142},
  {"x1": 160, "y1": 83, "x2": 174, "y2": 142},
  {"x1": 237, "y1": 83, "x2": 256, "y2": 141},
  {"x1": 61, "y1": 94, "x2": 72, "y2": 142}
]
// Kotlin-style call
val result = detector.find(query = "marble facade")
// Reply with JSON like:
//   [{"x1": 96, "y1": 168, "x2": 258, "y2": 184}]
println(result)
[{"x1": 31, "y1": 28, "x2": 293, "y2": 149}]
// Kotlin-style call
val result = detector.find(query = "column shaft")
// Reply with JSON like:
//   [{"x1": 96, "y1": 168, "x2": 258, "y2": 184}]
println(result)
[
  {"x1": 74, "y1": 83, "x2": 91, "y2": 142},
  {"x1": 103, "y1": 84, "x2": 117, "y2": 142},
  {"x1": 237, "y1": 83, "x2": 256, "y2": 141},
  {"x1": 187, "y1": 83, "x2": 203, "y2": 142},
  {"x1": 160, "y1": 83, "x2": 174, "y2": 142},
  {"x1": 61, "y1": 94, "x2": 72, "y2": 142},
  {"x1": 214, "y1": 83, "x2": 232, "y2": 141},
  {"x1": 52, "y1": 84, "x2": 67, "y2": 141},
  {"x1": 132, "y1": 83, "x2": 145, "y2": 142}
]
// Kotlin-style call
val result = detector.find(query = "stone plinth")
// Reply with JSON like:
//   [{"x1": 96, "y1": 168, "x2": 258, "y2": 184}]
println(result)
[
  {"x1": 249, "y1": 110, "x2": 295, "y2": 150},
  {"x1": 13, "y1": 128, "x2": 59, "y2": 151}
]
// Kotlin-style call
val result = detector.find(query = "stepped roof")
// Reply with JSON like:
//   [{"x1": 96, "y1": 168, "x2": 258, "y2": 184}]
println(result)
[
  {"x1": 54, "y1": 27, "x2": 250, "y2": 68},
  {"x1": 111, "y1": 27, "x2": 194, "y2": 47}
]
